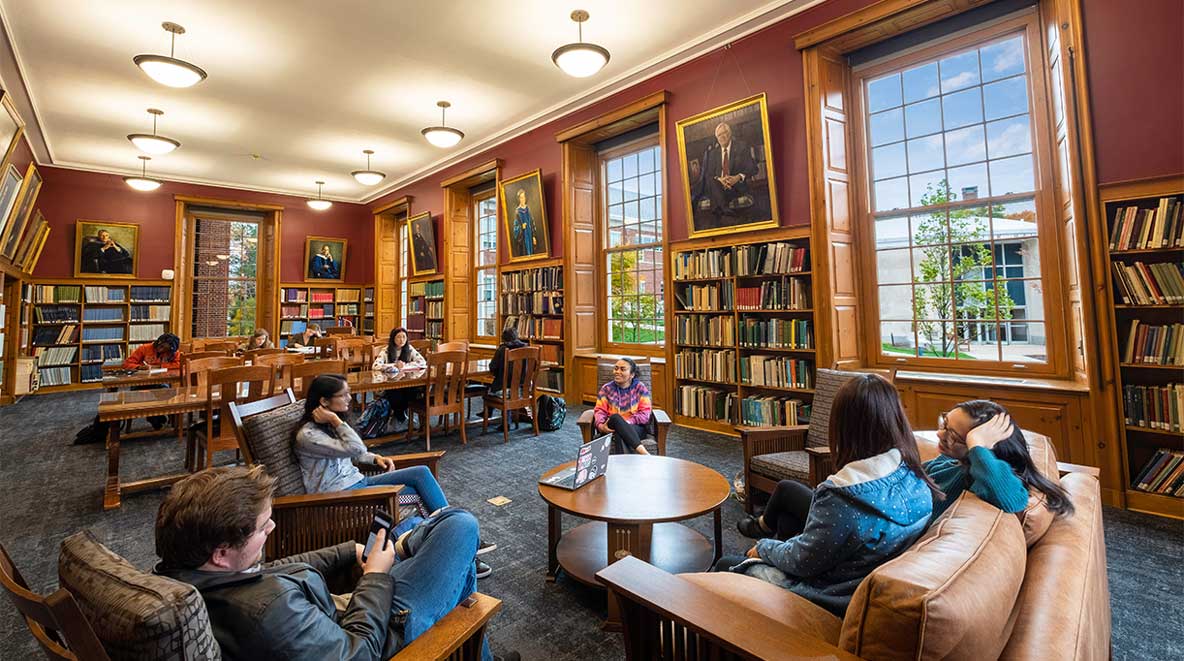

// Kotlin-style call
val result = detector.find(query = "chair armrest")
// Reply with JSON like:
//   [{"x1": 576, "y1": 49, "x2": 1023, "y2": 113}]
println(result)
[
  {"x1": 596, "y1": 557, "x2": 861, "y2": 661},
  {"x1": 805, "y1": 446, "x2": 833, "y2": 487},
  {"x1": 272, "y1": 486, "x2": 403, "y2": 509},
  {"x1": 577, "y1": 409, "x2": 594, "y2": 425},
  {"x1": 268, "y1": 487, "x2": 402, "y2": 559},
  {"x1": 804, "y1": 446, "x2": 831, "y2": 458},
  {"x1": 390, "y1": 593, "x2": 502, "y2": 661},
  {"x1": 738, "y1": 425, "x2": 809, "y2": 458},
  {"x1": 386, "y1": 450, "x2": 447, "y2": 476},
  {"x1": 1057, "y1": 461, "x2": 1100, "y2": 478},
  {"x1": 652, "y1": 408, "x2": 671, "y2": 425}
]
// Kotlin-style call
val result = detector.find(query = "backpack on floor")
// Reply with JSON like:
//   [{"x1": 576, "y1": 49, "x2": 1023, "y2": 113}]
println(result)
[
  {"x1": 73, "y1": 416, "x2": 109, "y2": 445},
  {"x1": 357, "y1": 398, "x2": 392, "y2": 439},
  {"x1": 536, "y1": 395, "x2": 566, "y2": 432}
]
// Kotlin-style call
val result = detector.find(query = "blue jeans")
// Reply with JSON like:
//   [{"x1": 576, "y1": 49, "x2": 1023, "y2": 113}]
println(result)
[
  {"x1": 387, "y1": 508, "x2": 491, "y2": 661},
  {"x1": 346, "y1": 465, "x2": 449, "y2": 514}
]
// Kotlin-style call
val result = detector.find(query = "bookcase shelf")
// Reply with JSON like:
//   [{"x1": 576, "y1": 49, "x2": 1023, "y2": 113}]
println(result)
[
  {"x1": 405, "y1": 278, "x2": 445, "y2": 342},
  {"x1": 499, "y1": 264, "x2": 564, "y2": 394},
  {"x1": 278, "y1": 284, "x2": 364, "y2": 345},
  {"x1": 1100, "y1": 182, "x2": 1184, "y2": 518}
]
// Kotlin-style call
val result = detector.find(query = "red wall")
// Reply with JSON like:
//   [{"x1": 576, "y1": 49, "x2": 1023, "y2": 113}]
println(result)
[
  {"x1": 1083, "y1": 0, "x2": 1184, "y2": 184},
  {"x1": 32, "y1": 166, "x2": 374, "y2": 283}
]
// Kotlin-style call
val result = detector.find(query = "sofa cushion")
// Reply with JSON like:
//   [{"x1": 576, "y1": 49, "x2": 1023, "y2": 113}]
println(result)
[
  {"x1": 58, "y1": 531, "x2": 221, "y2": 661},
  {"x1": 840, "y1": 492, "x2": 1027, "y2": 661},
  {"x1": 239, "y1": 400, "x2": 307, "y2": 497},
  {"x1": 682, "y1": 572, "x2": 842, "y2": 645},
  {"x1": 750, "y1": 450, "x2": 810, "y2": 482}
]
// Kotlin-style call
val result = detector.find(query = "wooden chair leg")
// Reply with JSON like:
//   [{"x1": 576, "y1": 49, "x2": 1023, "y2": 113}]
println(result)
[
  {"x1": 531, "y1": 405, "x2": 540, "y2": 437},
  {"x1": 502, "y1": 406, "x2": 510, "y2": 444},
  {"x1": 482, "y1": 402, "x2": 489, "y2": 434},
  {"x1": 424, "y1": 412, "x2": 432, "y2": 452},
  {"x1": 460, "y1": 412, "x2": 467, "y2": 445}
]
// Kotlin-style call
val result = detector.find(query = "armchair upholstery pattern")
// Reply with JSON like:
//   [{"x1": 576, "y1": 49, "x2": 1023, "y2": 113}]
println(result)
[{"x1": 576, "y1": 357, "x2": 672, "y2": 455}]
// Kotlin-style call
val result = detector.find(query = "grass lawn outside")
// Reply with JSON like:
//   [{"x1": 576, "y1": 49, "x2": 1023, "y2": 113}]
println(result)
[{"x1": 881, "y1": 343, "x2": 977, "y2": 360}]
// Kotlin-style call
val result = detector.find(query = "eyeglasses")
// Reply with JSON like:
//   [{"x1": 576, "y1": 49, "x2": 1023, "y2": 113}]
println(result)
[{"x1": 938, "y1": 412, "x2": 963, "y2": 443}]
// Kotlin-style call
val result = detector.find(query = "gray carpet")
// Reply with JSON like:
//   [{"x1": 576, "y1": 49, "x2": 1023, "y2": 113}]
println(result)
[{"x1": 0, "y1": 391, "x2": 1180, "y2": 660}]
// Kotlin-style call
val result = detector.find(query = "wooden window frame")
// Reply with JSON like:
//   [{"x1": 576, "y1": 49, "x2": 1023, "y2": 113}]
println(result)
[
  {"x1": 472, "y1": 188, "x2": 498, "y2": 342},
  {"x1": 398, "y1": 221, "x2": 409, "y2": 330},
  {"x1": 190, "y1": 213, "x2": 262, "y2": 338},
  {"x1": 849, "y1": 10, "x2": 1069, "y2": 377}
]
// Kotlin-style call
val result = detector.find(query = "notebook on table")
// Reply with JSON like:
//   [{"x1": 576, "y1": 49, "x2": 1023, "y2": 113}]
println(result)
[{"x1": 539, "y1": 435, "x2": 612, "y2": 491}]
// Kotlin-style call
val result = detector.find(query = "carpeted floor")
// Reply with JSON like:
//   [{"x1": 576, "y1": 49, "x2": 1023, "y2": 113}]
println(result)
[{"x1": 0, "y1": 391, "x2": 1180, "y2": 660}]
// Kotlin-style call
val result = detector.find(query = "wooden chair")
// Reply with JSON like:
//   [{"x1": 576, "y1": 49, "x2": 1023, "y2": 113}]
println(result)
[
  {"x1": 254, "y1": 352, "x2": 305, "y2": 393},
  {"x1": 192, "y1": 365, "x2": 272, "y2": 470},
  {"x1": 326, "y1": 325, "x2": 356, "y2": 336},
  {"x1": 436, "y1": 340, "x2": 468, "y2": 352},
  {"x1": 576, "y1": 357, "x2": 672, "y2": 455},
  {"x1": 336, "y1": 337, "x2": 371, "y2": 373},
  {"x1": 177, "y1": 341, "x2": 193, "y2": 355},
  {"x1": 313, "y1": 335, "x2": 341, "y2": 360},
  {"x1": 1, "y1": 541, "x2": 109, "y2": 660},
  {"x1": 410, "y1": 338, "x2": 432, "y2": 355},
  {"x1": 182, "y1": 356, "x2": 243, "y2": 390},
  {"x1": 291, "y1": 359, "x2": 347, "y2": 399},
  {"x1": 243, "y1": 347, "x2": 285, "y2": 363},
  {"x1": 194, "y1": 339, "x2": 238, "y2": 353},
  {"x1": 408, "y1": 350, "x2": 468, "y2": 450},
  {"x1": 482, "y1": 346, "x2": 540, "y2": 443},
  {"x1": 739, "y1": 367, "x2": 895, "y2": 513}
]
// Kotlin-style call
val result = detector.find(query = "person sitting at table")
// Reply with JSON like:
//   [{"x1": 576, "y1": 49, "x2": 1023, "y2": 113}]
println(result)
[
  {"x1": 240, "y1": 328, "x2": 274, "y2": 352},
  {"x1": 154, "y1": 465, "x2": 519, "y2": 660},
  {"x1": 592, "y1": 357, "x2": 653, "y2": 455},
  {"x1": 289, "y1": 323, "x2": 323, "y2": 349},
  {"x1": 371, "y1": 327, "x2": 427, "y2": 428},
  {"x1": 123, "y1": 332, "x2": 183, "y2": 430},
  {"x1": 293, "y1": 374, "x2": 496, "y2": 578},
  {"x1": 488, "y1": 327, "x2": 527, "y2": 394}
]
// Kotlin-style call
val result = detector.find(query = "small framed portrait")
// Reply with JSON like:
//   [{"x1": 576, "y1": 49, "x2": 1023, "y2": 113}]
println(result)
[
  {"x1": 14, "y1": 209, "x2": 46, "y2": 272},
  {"x1": 0, "y1": 91, "x2": 25, "y2": 173},
  {"x1": 676, "y1": 93, "x2": 780, "y2": 238},
  {"x1": 74, "y1": 220, "x2": 138, "y2": 278},
  {"x1": 1, "y1": 162, "x2": 42, "y2": 260},
  {"x1": 499, "y1": 169, "x2": 550, "y2": 263},
  {"x1": 407, "y1": 211, "x2": 438, "y2": 276},
  {"x1": 305, "y1": 236, "x2": 347, "y2": 282}
]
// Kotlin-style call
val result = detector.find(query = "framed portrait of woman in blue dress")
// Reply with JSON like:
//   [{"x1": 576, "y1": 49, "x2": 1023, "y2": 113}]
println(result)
[
  {"x1": 304, "y1": 236, "x2": 347, "y2": 282},
  {"x1": 499, "y1": 169, "x2": 550, "y2": 263}
]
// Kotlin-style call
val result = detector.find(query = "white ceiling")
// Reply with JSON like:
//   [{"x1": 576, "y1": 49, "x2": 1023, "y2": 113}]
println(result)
[{"x1": 1, "y1": 0, "x2": 818, "y2": 203}]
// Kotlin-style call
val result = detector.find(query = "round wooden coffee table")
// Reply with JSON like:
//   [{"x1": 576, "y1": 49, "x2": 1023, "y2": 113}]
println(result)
[{"x1": 538, "y1": 454, "x2": 730, "y2": 629}]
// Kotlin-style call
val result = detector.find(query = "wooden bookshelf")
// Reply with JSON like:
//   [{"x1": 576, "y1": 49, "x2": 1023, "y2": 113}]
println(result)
[
  {"x1": 1099, "y1": 179, "x2": 1184, "y2": 519},
  {"x1": 362, "y1": 285, "x2": 375, "y2": 334},
  {"x1": 21, "y1": 279, "x2": 173, "y2": 392},
  {"x1": 278, "y1": 284, "x2": 364, "y2": 344},
  {"x1": 405, "y1": 278, "x2": 445, "y2": 342},
  {"x1": 499, "y1": 261, "x2": 565, "y2": 394},
  {"x1": 670, "y1": 235, "x2": 814, "y2": 433}
]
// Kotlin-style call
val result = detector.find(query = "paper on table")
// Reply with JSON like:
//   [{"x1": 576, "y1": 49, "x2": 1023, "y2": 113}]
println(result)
[{"x1": 147, "y1": 368, "x2": 168, "y2": 374}]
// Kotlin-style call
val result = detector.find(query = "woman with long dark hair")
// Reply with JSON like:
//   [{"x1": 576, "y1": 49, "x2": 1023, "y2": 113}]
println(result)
[
  {"x1": 592, "y1": 357, "x2": 653, "y2": 455},
  {"x1": 724, "y1": 374, "x2": 938, "y2": 616},
  {"x1": 372, "y1": 327, "x2": 427, "y2": 426}
]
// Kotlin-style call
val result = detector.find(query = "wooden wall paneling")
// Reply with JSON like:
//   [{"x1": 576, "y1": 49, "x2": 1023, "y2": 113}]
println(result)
[
  {"x1": 444, "y1": 188, "x2": 472, "y2": 343},
  {"x1": 171, "y1": 201, "x2": 187, "y2": 338},
  {"x1": 562, "y1": 142, "x2": 598, "y2": 398},
  {"x1": 650, "y1": 361, "x2": 667, "y2": 410},
  {"x1": 576, "y1": 356, "x2": 599, "y2": 404},
  {"x1": 372, "y1": 197, "x2": 410, "y2": 339},
  {"x1": 257, "y1": 210, "x2": 279, "y2": 338}
]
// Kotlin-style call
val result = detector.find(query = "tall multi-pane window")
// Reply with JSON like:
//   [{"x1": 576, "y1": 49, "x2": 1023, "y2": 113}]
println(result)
[
  {"x1": 474, "y1": 190, "x2": 498, "y2": 339},
  {"x1": 602, "y1": 139, "x2": 664, "y2": 346},
  {"x1": 399, "y1": 222, "x2": 409, "y2": 329},
  {"x1": 191, "y1": 217, "x2": 258, "y2": 338},
  {"x1": 860, "y1": 26, "x2": 1050, "y2": 366}
]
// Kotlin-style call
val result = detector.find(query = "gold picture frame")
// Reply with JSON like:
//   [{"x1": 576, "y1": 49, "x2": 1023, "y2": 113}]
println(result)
[
  {"x1": 304, "y1": 235, "x2": 347, "y2": 282},
  {"x1": 74, "y1": 220, "x2": 139, "y2": 278},
  {"x1": 0, "y1": 161, "x2": 42, "y2": 261},
  {"x1": 0, "y1": 163, "x2": 23, "y2": 245},
  {"x1": 0, "y1": 91, "x2": 25, "y2": 175},
  {"x1": 406, "y1": 211, "x2": 438, "y2": 276},
  {"x1": 676, "y1": 93, "x2": 780, "y2": 238},
  {"x1": 18, "y1": 212, "x2": 48, "y2": 273},
  {"x1": 499, "y1": 168, "x2": 550, "y2": 263}
]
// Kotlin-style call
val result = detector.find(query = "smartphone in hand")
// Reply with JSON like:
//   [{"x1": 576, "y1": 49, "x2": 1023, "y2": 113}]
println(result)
[{"x1": 361, "y1": 510, "x2": 393, "y2": 562}]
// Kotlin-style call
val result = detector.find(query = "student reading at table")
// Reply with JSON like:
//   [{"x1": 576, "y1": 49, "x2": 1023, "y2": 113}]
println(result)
[
  {"x1": 240, "y1": 328, "x2": 275, "y2": 351},
  {"x1": 371, "y1": 327, "x2": 427, "y2": 428},
  {"x1": 290, "y1": 323, "x2": 323, "y2": 349},
  {"x1": 123, "y1": 333, "x2": 183, "y2": 429}
]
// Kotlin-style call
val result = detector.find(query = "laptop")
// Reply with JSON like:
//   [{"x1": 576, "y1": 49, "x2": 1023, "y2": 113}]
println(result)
[{"x1": 539, "y1": 435, "x2": 612, "y2": 490}]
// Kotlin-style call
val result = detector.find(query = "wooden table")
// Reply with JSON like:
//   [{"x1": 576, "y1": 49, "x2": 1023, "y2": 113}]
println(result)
[
  {"x1": 100, "y1": 368, "x2": 184, "y2": 439},
  {"x1": 538, "y1": 455, "x2": 730, "y2": 630},
  {"x1": 342, "y1": 361, "x2": 491, "y2": 447}
]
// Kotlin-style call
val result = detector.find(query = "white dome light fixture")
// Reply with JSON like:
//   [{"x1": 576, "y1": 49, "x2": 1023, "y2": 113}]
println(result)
[
  {"x1": 134, "y1": 22, "x2": 208, "y2": 88},
  {"x1": 307, "y1": 181, "x2": 332, "y2": 211},
  {"x1": 123, "y1": 155, "x2": 162, "y2": 191},
  {"x1": 351, "y1": 149, "x2": 386, "y2": 186},
  {"x1": 127, "y1": 108, "x2": 181, "y2": 155},
  {"x1": 552, "y1": 10, "x2": 609, "y2": 78},
  {"x1": 421, "y1": 101, "x2": 464, "y2": 148}
]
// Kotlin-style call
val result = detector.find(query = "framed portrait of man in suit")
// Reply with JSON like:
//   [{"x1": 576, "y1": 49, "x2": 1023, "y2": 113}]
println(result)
[
  {"x1": 676, "y1": 93, "x2": 780, "y2": 238},
  {"x1": 74, "y1": 219, "x2": 138, "y2": 278},
  {"x1": 304, "y1": 236, "x2": 347, "y2": 282},
  {"x1": 499, "y1": 169, "x2": 550, "y2": 263},
  {"x1": 407, "y1": 211, "x2": 438, "y2": 276}
]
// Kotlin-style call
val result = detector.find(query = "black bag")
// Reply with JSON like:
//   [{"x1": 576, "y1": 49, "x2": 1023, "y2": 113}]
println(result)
[
  {"x1": 536, "y1": 395, "x2": 566, "y2": 432},
  {"x1": 73, "y1": 416, "x2": 109, "y2": 445}
]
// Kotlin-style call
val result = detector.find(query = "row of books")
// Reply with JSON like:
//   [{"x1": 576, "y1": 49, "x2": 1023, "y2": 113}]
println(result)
[
  {"x1": 503, "y1": 315, "x2": 563, "y2": 339},
  {"x1": 740, "y1": 396, "x2": 810, "y2": 426},
  {"x1": 82, "y1": 307, "x2": 124, "y2": 322},
  {"x1": 30, "y1": 285, "x2": 81, "y2": 303},
  {"x1": 424, "y1": 281, "x2": 445, "y2": 298},
  {"x1": 38, "y1": 366, "x2": 72, "y2": 387},
  {"x1": 502, "y1": 267, "x2": 562, "y2": 292},
  {"x1": 308, "y1": 304, "x2": 336, "y2": 319},
  {"x1": 674, "y1": 349, "x2": 736, "y2": 384},
  {"x1": 426, "y1": 321, "x2": 444, "y2": 340},
  {"x1": 283, "y1": 288, "x2": 309, "y2": 302},
  {"x1": 735, "y1": 278, "x2": 810, "y2": 311},
  {"x1": 674, "y1": 314, "x2": 735, "y2": 346},
  {"x1": 1121, "y1": 321, "x2": 1183, "y2": 365},
  {"x1": 1111, "y1": 260, "x2": 1184, "y2": 306},
  {"x1": 81, "y1": 364, "x2": 104, "y2": 383},
  {"x1": 1130, "y1": 449, "x2": 1184, "y2": 496},
  {"x1": 84, "y1": 286, "x2": 125, "y2": 303},
  {"x1": 130, "y1": 286, "x2": 171, "y2": 302},
  {"x1": 281, "y1": 304, "x2": 308, "y2": 318},
  {"x1": 130, "y1": 324, "x2": 166, "y2": 342},
  {"x1": 336, "y1": 289, "x2": 361, "y2": 303},
  {"x1": 502, "y1": 292, "x2": 564, "y2": 315},
  {"x1": 130, "y1": 305, "x2": 170, "y2": 321},
  {"x1": 672, "y1": 248, "x2": 733, "y2": 280},
  {"x1": 674, "y1": 282, "x2": 734, "y2": 311},
  {"x1": 425, "y1": 301, "x2": 444, "y2": 318},
  {"x1": 739, "y1": 356, "x2": 814, "y2": 389},
  {"x1": 82, "y1": 327, "x2": 125, "y2": 342},
  {"x1": 310, "y1": 291, "x2": 335, "y2": 303},
  {"x1": 33, "y1": 305, "x2": 78, "y2": 323},
  {"x1": 538, "y1": 344, "x2": 562, "y2": 364},
  {"x1": 82, "y1": 344, "x2": 123, "y2": 362},
  {"x1": 1107, "y1": 196, "x2": 1183, "y2": 250},
  {"x1": 279, "y1": 320, "x2": 301, "y2": 336},
  {"x1": 1123, "y1": 383, "x2": 1182, "y2": 432},
  {"x1": 337, "y1": 304, "x2": 360, "y2": 316},
  {"x1": 33, "y1": 324, "x2": 78, "y2": 346},
  {"x1": 736, "y1": 242, "x2": 809, "y2": 276},
  {"x1": 409, "y1": 298, "x2": 425, "y2": 314},
  {"x1": 739, "y1": 318, "x2": 814, "y2": 349},
  {"x1": 33, "y1": 346, "x2": 77, "y2": 366},
  {"x1": 676, "y1": 384, "x2": 737, "y2": 422}
]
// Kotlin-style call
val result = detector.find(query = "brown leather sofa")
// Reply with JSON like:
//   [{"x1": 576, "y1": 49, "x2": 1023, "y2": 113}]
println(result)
[{"x1": 596, "y1": 432, "x2": 1112, "y2": 660}]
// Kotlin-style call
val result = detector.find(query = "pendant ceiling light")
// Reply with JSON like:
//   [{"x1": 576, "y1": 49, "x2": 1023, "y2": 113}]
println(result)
[
  {"x1": 307, "y1": 181, "x2": 332, "y2": 211},
  {"x1": 134, "y1": 22, "x2": 208, "y2": 88},
  {"x1": 123, "y1": 156, "x2": 162, "y2": 191},
  {"x1": 351, "y1": 149, "x2": 386, "y2": 186},
  {"x1": 552, "y1": 10, "x2": 609, "y2": 78},
  {"x1": 127, "y1": 108, "x2": 180, "y2": 155},
  {"x1": 421, "y1": 101, "x2": 464, "y2": 148}
]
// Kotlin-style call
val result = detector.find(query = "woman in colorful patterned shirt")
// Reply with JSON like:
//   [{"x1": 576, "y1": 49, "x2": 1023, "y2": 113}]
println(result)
[{"x1": 592, "y1": 357, "x2": 653, "y2": 455}]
